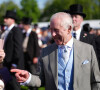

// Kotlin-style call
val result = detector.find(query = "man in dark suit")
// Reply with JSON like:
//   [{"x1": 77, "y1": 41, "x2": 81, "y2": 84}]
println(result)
[
  {"x1": 22, "y1": 17, "x2": 40, "y2": 90},
  {"x1": 11, "y1": 12, "x2": 100, "y2": 90},
  {"x1": 1, "y1": 10, "x2": 24, "y2": 90},
  {"x1": 95, "y1": 36, "x2": 100, "y2": 69},
  {"x1": 69, "y1": 4, "x2": 96, "y2": 47},
  {"x1": 22, "y1": 17, "x2": 40, "y2": 73}
]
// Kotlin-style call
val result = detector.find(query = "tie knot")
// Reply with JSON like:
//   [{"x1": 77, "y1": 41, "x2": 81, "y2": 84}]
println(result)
[
  {"x1": 63, "y1": 47, "x2": 67, "y2": 53},
  {"x1": 59, "y1": 45, "x2": 71, "y2": 64},
  {"x1": 59, "y1": 45, "x2": 71, "y2": 53},
  {"x1": 60, "y1": 45, "x2": 69, "y2": 53},
  {"x1": 73, "y1": 32, "x2": 76, "y2": 38}
]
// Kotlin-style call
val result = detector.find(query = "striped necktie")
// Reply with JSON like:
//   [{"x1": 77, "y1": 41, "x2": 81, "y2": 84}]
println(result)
[{"x1": 60, "y1": 46, "x2": 70, "y2": 64}]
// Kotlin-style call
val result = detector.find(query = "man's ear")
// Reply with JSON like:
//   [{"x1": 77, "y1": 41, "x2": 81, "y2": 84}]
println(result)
[{"x1": 68, "y1": 26, "x2": 72, "y2": 33}]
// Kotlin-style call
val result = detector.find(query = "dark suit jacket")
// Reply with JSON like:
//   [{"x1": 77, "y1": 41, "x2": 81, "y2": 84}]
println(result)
[
  {"x1": 24, "y1": 31, "x2": 40, "y2": 73},
  {"x1": 27, "y1": 31, "x2": 40, "y2": 60},
  {"x1": 80, "y1": 30, "x2": 96, "y2": 46},
  {"x1": 95, "y1": 36, "x2": 100, "y2": 68},
  {"x1": 28, "y1": 39, "x2": 100, "y2": 90},
  {"x1": 3, "y1": 26, "x2": 24, "y2": 70},
  {"x1": 80, "y1": 30, "x2": 97, "y2": 53}
]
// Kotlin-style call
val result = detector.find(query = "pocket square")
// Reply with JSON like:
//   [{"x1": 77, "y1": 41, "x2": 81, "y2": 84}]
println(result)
[{"x1": 82, "y1": 60, "x2": 89, "y2": 64}]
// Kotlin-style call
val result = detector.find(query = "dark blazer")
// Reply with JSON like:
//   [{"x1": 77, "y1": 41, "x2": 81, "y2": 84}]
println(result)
[
  {"x1": 80, "y1": 30, "x2": 97, "y2": 52},
  {"x1": 80, "y1": 30, "x2": 96, "y2": 46},
  {"x1": 24, "y1": 31, "x2": 40, "y2": 73},
  {"x1": 28, "y1": 39, "x2": 100, "y2": 90},
  {"x1": 3, "y1": 26, "x2": 24, "y2": 70},
  {"x1": 27, "y1": 31, "x2": 40, "y2": 60},
  {"x1": 95, "y1": 36, "x2": 100, "y2": 68}
]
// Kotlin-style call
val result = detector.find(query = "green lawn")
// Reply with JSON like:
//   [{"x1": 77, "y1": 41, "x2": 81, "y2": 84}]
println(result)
[
  {"x1": 21, "y1": 85, "x2": 45, "y2": 90},
  {"x1": 38, "y1": 87, "x2": 45, "y2": 90}
]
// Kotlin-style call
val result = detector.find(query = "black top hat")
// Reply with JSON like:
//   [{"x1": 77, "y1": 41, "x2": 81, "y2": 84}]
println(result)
[
  {"x1": 63, "y1": 10, "x2": 70, "y2": 13},
  {"x1": 22, "y1": 17, "x2": 32, "y2": 25},
  {"x1": 69, "y1": 4, "x2": 86, "y2": 18},
  {"x1": 83, "y1": 23, "x2": 90, "y2": 32},
  {"x1": 3, "y1": 10, "x2": 17, "y2": 20}
]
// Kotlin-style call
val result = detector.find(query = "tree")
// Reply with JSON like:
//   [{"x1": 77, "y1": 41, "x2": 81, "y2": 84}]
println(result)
[
  {"x1": 21, "y1": 0, "x2": 40, "y2": 22},
  {"x1": 72, "y1": 0, "x2": 100, "y2": 19},
  {"x1": 0, "y1": 1, "x2": 21, "y2": 24},
  {"x1": 40, "y1": 0, "x2": 100, "y2": 21},
  {"x1": 39, "y1": 0, "x2": 75, "y2": 21}
]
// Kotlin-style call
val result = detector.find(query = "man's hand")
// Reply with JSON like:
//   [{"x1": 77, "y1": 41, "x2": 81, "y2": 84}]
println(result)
[
  {"x1": 0, "y1": 79, "x2": 4, "y2": 90},
  {"x1": 0, "y1": 50, "x2": 5, "y2": 63},
  {"x1": 33, "y1": 57, "x2": 38, "y2": 64},
  {"x1": 11, "y1": 69, "x2": 29, "y2": 83}
]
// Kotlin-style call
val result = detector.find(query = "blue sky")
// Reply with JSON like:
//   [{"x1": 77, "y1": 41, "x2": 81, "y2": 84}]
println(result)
[{"x1": 0, "y1": 0, "x2": 47, "y2": 9}]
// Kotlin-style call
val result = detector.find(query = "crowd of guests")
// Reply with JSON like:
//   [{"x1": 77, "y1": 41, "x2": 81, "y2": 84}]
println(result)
[{"x1": 0, "y1": 4, "x2": 100, "y2": 90}]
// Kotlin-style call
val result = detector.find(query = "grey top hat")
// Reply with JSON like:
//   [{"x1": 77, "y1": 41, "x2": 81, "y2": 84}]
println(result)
[
  {"x1": 69, "y1": 4, "x2": 86, "y2": 18},
  {"x1": 3, "y1": 10, "x2": 17, "y2": 20}
]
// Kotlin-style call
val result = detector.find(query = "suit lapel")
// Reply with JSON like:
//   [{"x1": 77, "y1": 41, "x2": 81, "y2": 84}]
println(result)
[
  {"x1": 4, "y1": 26, "x2": 15, "y2": 42},
  {"x1": 80, "y1": 30, "x2": 88, "y2": 42},
  {"x1": 73, "y1": 39, "x2": 82, "y2": 88},
  {"x1": 80, "y1": 30, "x2": 84, "y2": 41},
  {"x1": 49, "y1": 44, "x2": 58, "y2": 88},
  {"x1": 4, "y1": 29, "x2": 13, "y2": 47}
]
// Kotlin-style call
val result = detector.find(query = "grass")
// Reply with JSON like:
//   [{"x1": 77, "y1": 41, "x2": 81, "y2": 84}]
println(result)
[{"x1": 21, "y1": 85, "x2": 45, "y2": 90}]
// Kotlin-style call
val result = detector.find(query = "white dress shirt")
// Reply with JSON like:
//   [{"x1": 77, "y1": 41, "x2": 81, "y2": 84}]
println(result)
[
  {"x1": 58, "y1": 38, "x2": 73, "y2": 64},
  {"x1": 26, "y1": 28, "x2": 32, "y2": 37},
  {"x1": 72, "y1": 28, "x2": 82, "y2": 40},
  {"x1": 23, "y1": 28, "x2": 32, "y2": 52},
  {"x1": 1, "y1": 24, "x2": 15, "y2": 42}
]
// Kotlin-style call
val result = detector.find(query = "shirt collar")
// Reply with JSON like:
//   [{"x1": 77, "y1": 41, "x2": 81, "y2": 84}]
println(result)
[
  {"x1": 72, "y1": 28, "x2": 82, "y2": 40},
  {"x1": 26, "y1": 28, "x2": 32, "y2": 36},
  {"x1": 8, "y1": 24, "x2": 15, "y2": 31},
  {"x1": 66, "y1": 37, "x2": 73, "y2": 48},
  {"x1": 73, "y1": 28, "x2": 81, "y2": 35},
  {"x1": 58, "y1": 37, "x2": 73, "y2": 49}
]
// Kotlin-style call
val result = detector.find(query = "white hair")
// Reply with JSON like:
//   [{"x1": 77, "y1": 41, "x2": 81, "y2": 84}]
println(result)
[{"x1": 50, "y1": 12, "x2": 73, "y2": 30}]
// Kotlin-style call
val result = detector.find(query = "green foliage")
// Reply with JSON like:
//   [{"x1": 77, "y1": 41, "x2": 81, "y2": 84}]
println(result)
[
  {"x1": 0, "y1": 0, "x2": 40, "y2": 24},
  {"x1": 0, "y1": 1, "x2": 20, "y2": 24},
  {"x1": 40, "y1": 0, "x2": 100, "y2": 21},
  {"x1": 39, "y1": 0, "x2": 75, "y2": 21},
  {"x1": 0, "y1": 0, "x2": 99, "y2": 23},
  {"x1": 21, "y1": 0, "x2": 40, "y2": 22}
]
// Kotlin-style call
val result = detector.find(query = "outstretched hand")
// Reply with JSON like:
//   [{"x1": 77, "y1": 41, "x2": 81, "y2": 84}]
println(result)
[{"x1": 11, "y1": 69, "x2": 29, "y2": 83}]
